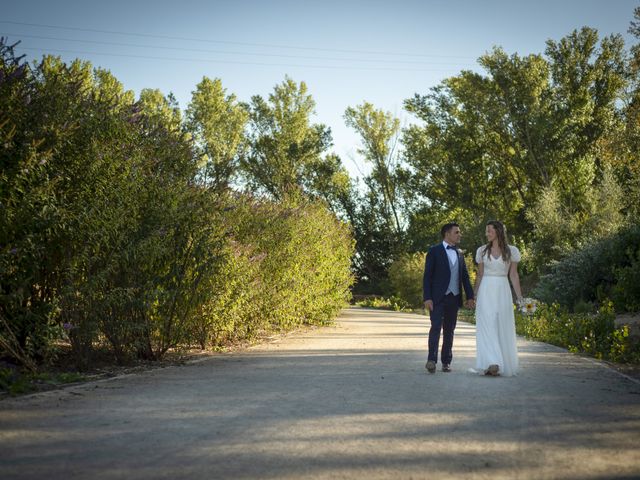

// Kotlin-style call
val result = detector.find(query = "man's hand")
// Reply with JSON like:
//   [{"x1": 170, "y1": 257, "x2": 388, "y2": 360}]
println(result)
[
  {"x1": 465, "y1": 299, "x2": 476, "y2": 309},
  {"x1": 424, "y1": 300, "x2": 433, "y2": 312}
]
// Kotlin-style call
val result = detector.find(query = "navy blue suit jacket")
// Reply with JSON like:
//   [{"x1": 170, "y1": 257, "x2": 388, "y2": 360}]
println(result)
[{"x1": 422, "y1": 244, "x2": 474, "y2": 307}]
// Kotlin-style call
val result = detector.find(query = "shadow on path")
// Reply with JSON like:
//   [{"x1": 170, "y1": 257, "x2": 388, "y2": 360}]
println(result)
[{"x1": 1, "y1": 307, "x2": 639, "y2": 479}]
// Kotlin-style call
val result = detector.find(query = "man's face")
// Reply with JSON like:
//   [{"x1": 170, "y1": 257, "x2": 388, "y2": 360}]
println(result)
[{"x1": 445, "y1": 227, "x2": 462, "y2": 246}]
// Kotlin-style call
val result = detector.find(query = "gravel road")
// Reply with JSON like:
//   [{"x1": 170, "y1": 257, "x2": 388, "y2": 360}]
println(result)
[{"x1": 2, "y1": 307, "x2": 639, "y2": 479}]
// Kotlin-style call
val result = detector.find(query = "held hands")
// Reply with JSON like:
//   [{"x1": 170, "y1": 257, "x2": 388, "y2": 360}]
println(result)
[{"x1": 424, "y1": 299, "x2": 476, "y2": 310}]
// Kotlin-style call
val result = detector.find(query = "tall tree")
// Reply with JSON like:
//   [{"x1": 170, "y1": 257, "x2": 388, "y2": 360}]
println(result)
[
  {"x1": 241, "y1": 76, "x2": 332, "y2": 200},
  {"x1": 344, "y1": 102, "x2": 404, "y2": 234},
  {"x1": 544, "y1": 28, "x2": 626, "y2": 200},
  {"x1": 403, "y1": 27, "x2": 628, "y2": 255},
  {"x1": 185, "y1": 77, "x2": 248, "y2": 190},
  {"x1": 613, "y1": 6, "x2": 640, "y2": 219},
  {"x1": 301, "y1": 152, "x2": 353, "y2": 215},
  {"x1": 343, "y1": 102, "x2": 406, "y2": 293}
]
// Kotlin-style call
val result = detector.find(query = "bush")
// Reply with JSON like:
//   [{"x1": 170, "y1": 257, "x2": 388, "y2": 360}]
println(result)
[
  {"x1": 357, "y1": 295, "x2": 411, "y2": 311},
  {"x1": 189, "y1": 196, "x2": 355, "y2": 347},
  {"x1": 0, "y1": 41, "x2": 355, "y2": 372},
  {"x1": 526, "y1": 168, "x2": 625, "y2": 272},
  {"x1": 515, "y1": 301, "x2": 640, "y2": 363},
  {"x1": 231, "y1": 197, "x2": 355, "y2": 333},
  {"x1": 534, "y1": 223, "x2": 640, "y2": 312},
  {"x1": 611, "y1": 247, "x2": 640, "y2": 313},
  {"x1": 388, "y1": 252, "x2": 425, "y2": 307}
]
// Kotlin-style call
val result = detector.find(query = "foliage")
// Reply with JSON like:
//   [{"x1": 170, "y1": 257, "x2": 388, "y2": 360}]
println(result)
[
  {"x1": 343, "y1": 103, "x2": 407, "y2": 293},
  {"x1": 403, "y1": 27, "x2": 630, "y2": 261},
  {"x1": 302, "y1": 153, "x2": 353, "y2": 216},
  {"x1": 0, "y1": 366, "x2": 86, "y2": 396},
  {"x1": 185, "y1": 77, "x2": 248, "y2": 190},
  {"x1": 526, "y1": 166, "x2": 625, "y2": 269},
  {"x1": 0, "y1": 41, "x2": 354, "y2": 374},
  {"x1": 344, "y1": 102, "x2": 404, "y2": 234},
  {"x1": 344, "y1": 188, "x2": 404, "y2": 295},
  {"x1": 241, "y1": 76, "x2": 336, "y2": 200},
  {"x1": 534, "y1": 223, "x2": 640, "y2": 312},
  {"x1": 514, "y1": 301, "x2": 640, "y2": 363},
  {"x1": 388, "y1": 252, "x2": 425, "y2": 307},
  {"x1": 0, "y1": 45, "x2": 149, "y2": 368},
  {"x1": 357, "y1": 296, "x2": 411, "y2": 312},
  {"x1": 611, "y1": 247, "x2": 640, "y2": 313},
  {"x1": 191, "y1": 196, "x2": 355, "y2": 347}
]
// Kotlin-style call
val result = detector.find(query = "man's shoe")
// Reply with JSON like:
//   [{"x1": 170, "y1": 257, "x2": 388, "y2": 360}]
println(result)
[
  {"x1": 425, "y1": 360, "x2": 436, "y2": 374},
  {"x1": 484, "y1": 364, "x2": 500, "y2": 376},
  {"x1": 442, "y1": 364, "x2": 451, "y2": 372}
]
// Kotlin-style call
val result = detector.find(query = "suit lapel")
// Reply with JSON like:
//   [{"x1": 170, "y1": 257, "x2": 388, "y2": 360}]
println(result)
[{"x1": 441, "y1": 245, "x2": 450, "y2": 269}]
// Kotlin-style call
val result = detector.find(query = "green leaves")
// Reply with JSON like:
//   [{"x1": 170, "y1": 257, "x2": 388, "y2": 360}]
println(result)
[
  {"x1": 344, "y1": 102, "x2": 400, "y2": 165},
  {"x1": 186, "y1": 77, "x2": 248, "y2": 190},
  {"x1": 343, "y1": 102, "x2": 406, "y2": 292},
  {"x1": 534, "y1": 224, "x2": 640, "y2": 312},
  {"x1": 403, "y1": 27, "x2": 630, "y2": 259},
  {"x1": 513, "y1": 300, "x2": 640, "y2": 363},
  {"x1": 241, "y1": 77, "x2": 334, "y2": 200},
  {"x1": 1, "y1": 42, "x2": 355, "y2": 370}
]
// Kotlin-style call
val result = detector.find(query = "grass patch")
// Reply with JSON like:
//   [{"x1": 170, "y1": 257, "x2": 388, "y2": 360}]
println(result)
[{"x1": 0, "y1": 366, "x2": 87, "y2": 396}]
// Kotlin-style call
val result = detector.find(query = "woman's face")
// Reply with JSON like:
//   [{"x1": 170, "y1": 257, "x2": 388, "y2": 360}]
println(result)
[{"x1": 485, "y1": 224, "x2": 497, "y2": 243}]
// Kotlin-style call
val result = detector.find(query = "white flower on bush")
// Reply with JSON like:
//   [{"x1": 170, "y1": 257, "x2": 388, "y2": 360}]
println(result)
[{"x1": 518, "y1": 297, "x2": 538, "y2": 315}]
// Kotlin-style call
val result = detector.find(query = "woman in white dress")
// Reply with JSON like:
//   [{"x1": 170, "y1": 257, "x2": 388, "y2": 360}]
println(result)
[{"x1": 473, "y1": 220, "x2": 523, "y2": 377}]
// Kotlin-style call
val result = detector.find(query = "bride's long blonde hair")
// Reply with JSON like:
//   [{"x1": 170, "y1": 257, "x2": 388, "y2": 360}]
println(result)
[{"x1": 483, "y1": 220, "x2": 511, "y2": 262}]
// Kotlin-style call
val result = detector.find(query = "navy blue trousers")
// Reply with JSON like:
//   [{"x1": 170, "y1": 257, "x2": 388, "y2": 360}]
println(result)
[{"x1": 427, "y1": 293, "x2": 460, "y2": 364}]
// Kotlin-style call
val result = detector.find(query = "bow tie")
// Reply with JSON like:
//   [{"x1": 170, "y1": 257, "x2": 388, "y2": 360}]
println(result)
[{"x1": 446, "y1": 245, "x2": 457, "y2": 250}]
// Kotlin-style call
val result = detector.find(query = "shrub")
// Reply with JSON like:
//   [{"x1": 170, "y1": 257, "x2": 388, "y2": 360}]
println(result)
[
  {"x1": 388, "y1": 252, "x2": 425, "y2": 307},
  {"x1": 534, "y1": 223, "x2": 640, "y2": 312},
  {"x1": 1, "y1": 40, "x2": 355, "y2": 371},
  {"x1": 231, "y1": 197, "x2": 355, "y2": 334},
  {"x1": 611, "y1": 247, "x2": 640, "y2": 313},
  {"x1": 357, "y1": 295, "x2": 411, "y2": 311},
  {"x1": 515, "y1": 301, "x2": 640, "y2": 363}
]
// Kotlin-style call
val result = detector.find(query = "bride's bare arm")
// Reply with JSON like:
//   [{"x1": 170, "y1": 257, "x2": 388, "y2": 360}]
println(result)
[
  {"x1": 509, "y1": 262, "x2": 523, "y2": 301},
  {"x1": 474, "y1": 262, "x2": 484, "y2": 298}
]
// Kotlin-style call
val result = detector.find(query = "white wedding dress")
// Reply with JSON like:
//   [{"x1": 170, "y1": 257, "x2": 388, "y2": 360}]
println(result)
[{"x1": 474, "y1": 245, "x2": 520, "y2": 377}]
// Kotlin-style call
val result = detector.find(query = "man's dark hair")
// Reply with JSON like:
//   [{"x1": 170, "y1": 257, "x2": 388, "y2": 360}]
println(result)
[{"x1": 440, "y1": 222, "x2": 459, "y2": 238}]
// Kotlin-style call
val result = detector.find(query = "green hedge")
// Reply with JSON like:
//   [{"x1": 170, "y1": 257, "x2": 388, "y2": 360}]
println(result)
[
  {"x1": 0, "y1": 42, "x2": 354, "y2": 371},
  {"x1": 192, "y1": 197, "x2": 355, "y2": 347}
]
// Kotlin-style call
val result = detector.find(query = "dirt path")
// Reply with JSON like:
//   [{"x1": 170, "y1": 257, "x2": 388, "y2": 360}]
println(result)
[{"x1": 2, "y1": 307, "x2": 639, "y2": 479}]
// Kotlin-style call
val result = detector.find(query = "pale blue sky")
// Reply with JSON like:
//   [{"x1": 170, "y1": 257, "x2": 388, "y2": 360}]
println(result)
[{"x1": 2, "y1": 0, "x2": 638, "y2": 178}]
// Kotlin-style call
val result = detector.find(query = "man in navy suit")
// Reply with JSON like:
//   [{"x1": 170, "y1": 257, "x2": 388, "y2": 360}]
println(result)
[{"x1": 423, "y1": 223, "x2": 475, "y2": 373}]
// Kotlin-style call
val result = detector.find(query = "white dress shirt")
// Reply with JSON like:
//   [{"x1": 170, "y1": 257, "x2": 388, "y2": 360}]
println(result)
[{"x1": 442, "y1": 241, "x2": 458, "y2": 266}]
